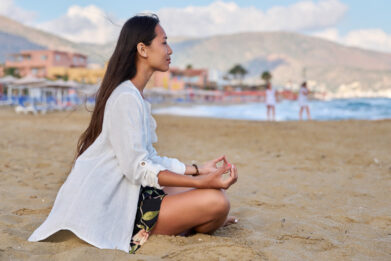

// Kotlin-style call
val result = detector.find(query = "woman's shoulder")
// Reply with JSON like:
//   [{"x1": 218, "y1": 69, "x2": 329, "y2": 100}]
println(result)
[{"x1": 107, "y1": 81, "x2": 142, "y2": 107}]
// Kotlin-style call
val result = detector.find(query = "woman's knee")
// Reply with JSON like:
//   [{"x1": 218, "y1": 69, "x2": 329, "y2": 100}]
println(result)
[{"x1": 203, "y1": 189, "x2": 230, "y2": 216}]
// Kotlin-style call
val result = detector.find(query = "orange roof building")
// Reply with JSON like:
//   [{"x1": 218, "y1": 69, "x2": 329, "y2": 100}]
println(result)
[{"x1": 5, "y1": 50, "x2": 87, "y2": 78}]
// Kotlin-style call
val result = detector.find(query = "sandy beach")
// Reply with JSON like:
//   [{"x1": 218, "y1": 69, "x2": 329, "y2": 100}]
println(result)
[{"x1": 0, "y1": 108, "x2": 390, "y2": 260}]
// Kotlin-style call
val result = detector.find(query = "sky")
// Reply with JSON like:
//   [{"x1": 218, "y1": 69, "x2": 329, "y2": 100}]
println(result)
[{"x1": 1, "y1": 0, "x2": 391, "y2": 53}]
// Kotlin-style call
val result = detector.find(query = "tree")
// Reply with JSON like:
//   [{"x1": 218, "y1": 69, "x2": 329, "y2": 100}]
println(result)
[
  {"x1": 228, "y1": 64, "x2": 247, "y2": 87},
  {"x1": 261, "y1": 71, "x2": 272, "y2": 84},
  {"x1": 4, "y1": 67, "x2": 20, "y2": 78}
]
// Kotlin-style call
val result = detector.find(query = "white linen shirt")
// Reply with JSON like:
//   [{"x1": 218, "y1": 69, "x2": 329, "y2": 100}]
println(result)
[{"x1": 28, "y1": 80, "x2": 186, "y2": 253}]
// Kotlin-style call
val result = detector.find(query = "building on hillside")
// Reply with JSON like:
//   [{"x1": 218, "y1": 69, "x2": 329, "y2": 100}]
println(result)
[
  {"x1": 5, "y1": 49, "x2": 87, "y2": 78},
  {"x1": 147, "y1": 67, "x2": 210, "y2": 90},
  {"x1": 0, "y1": 65, "x2": 4, "y2": 77},
  {"x1": 47, "y1": 66, "x2": 106, "y2": 84},
  {"x1": 5, "y1": 50, "x2": 106, "y2": 84}
]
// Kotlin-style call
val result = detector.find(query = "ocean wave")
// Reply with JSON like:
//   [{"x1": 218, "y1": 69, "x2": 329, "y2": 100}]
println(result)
[{"x1": 152, "y1": 98, "x2": 391, "y2": 121}]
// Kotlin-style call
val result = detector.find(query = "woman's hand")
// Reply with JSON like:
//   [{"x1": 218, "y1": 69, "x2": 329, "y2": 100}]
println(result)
[
  {"x1": 196, "y1": 163, "x2": 238, "y2": 190},
  {"x1": 199, "y1": 155, "x2": 230, "y2": 175}
]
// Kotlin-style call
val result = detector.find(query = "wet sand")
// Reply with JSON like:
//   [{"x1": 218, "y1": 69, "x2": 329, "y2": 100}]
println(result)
[{"x1": 0, "y1": 108, "x2": 390, "y2": 260}]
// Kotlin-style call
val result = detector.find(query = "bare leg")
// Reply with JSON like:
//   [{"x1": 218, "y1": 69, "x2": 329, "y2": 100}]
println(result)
[
  {"x1": 163, "y1": 186, "x2": 192, "y2": 195},
  {"x1": 299, "y1": 107, "x2": 304, "y2": 120},
  {"x1": 305, "y1": 106, "x2": 311, "y2": 120},
  {"x1": 271, "y1": 106, "x2": 275, "y2": 121},
  {"x1": 266, "y1": 106, "x2": 270, "y2": 121},
  {"x1": 164, "y1": 187, "x2": 237, "y2": 228},
  {"x1": 152, "y1": 189, "x2": 230, "y2": 235}
]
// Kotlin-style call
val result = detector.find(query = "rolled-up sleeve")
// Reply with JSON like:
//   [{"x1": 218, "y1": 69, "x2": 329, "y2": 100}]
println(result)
[
  {"x1": 148, "y1": 144, "x2": 186, "y2": 175},
  {"x1": 108, "y1": 93, "x2": 166, "y2": 188}
]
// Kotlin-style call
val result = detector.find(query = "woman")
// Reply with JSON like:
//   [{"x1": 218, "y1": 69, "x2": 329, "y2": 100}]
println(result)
[
  {"x1": 28, "y1": 14, "x2": 238, "y2": 254},
  {"x1": 298, "y1": 81, "x2": 311, "y2": 120},
  {"x1": 265, "y1": 82, "x2": 276, "y2": 121}
]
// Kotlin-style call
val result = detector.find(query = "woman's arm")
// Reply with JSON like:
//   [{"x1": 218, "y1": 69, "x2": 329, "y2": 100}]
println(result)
[
  {"x1": 109, "y1": 93, "x2": 168, "y2": 188},
  {"x1": 158, "y1": 163, "x2": 238, "y2": 190}
]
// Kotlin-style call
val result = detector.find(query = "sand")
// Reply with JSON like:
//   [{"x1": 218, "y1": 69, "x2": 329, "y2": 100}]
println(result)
[{"x1": 0, "y1": 108, "x2": 390, "y2": 261}]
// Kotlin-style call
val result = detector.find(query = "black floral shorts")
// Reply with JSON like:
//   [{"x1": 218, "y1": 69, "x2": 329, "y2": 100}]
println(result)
[{"x1": 129, "y1": 186, "x2": 166, "y2": 254}]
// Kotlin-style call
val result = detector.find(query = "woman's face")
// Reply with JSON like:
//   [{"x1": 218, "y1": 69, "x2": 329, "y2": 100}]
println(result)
[{"x1": 145, "y1": 24, "x2": 172, "y2": 72}]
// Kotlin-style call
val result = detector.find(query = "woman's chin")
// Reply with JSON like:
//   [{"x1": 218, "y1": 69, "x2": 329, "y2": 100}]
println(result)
[{"x1": 155, "y1": 65, "x2": 170, "y2": 72}]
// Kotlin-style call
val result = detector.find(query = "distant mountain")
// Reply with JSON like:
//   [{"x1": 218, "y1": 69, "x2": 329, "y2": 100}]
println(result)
[
  {"x1": 0, "y1": 15, "x2": 113, "y2": 64},
  {"x1": 0, "y1": 31, "x2": 44, "y2": 61},
  {"x1": 1, "y1": 15, "x2": 391, "y2": 97},
  {"x1": 169, "y1": 32, "x2": 391, "y2": 97}
]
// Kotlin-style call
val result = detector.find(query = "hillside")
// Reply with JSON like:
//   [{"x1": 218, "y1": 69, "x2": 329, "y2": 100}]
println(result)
[
  {"x1": 170, "y1": 32, "x2": 391, "y2": 96},
  {"x1": 0, "y1": 15, "x2": 113, "y2": 64},
  {"x1": 0, "y1": 32, "x2": 43, "y2": 61},
  {"x1": 1, "y1": 15, "x2": 391, "y2": 97}
]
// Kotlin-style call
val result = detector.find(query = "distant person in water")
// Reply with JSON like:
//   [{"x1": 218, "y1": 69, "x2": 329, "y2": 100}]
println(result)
[
  {"x1": 298, "y1": 81, "x2": 311, "y2": 120},
  {"x1": 265, "y1": 82, "x2": 276, "y2": 121}
]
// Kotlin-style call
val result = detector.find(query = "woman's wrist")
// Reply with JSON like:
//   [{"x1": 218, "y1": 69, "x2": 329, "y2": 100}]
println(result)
[
  {"x1": 184, "y1": 164, "x2": 200, "y2": 175},
  {"x1": 192, "y1": 163, "x2": 200, "y2": 176}
]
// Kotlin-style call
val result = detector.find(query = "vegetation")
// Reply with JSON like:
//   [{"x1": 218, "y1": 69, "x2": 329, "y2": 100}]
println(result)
[
  {"x1": 229, "y1": 64, "x2": 247, "y2": 79},
  {"x1": 261, "y1": 71, "x2": 272, "y2": 84},
  {"x1": 228, "y1": 64, "x2": 247, "y2": 87},
  {"x1": 53, "y1": 74, "x2": 69, "y2": 81},
  {"x1": 4, "y1": 67, "x2": 20, "y2": 78}
]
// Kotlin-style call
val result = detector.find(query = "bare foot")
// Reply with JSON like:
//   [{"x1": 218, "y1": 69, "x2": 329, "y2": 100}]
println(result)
[{"x1": 223, "y1": 216, "x2": 238, "y2": 227}]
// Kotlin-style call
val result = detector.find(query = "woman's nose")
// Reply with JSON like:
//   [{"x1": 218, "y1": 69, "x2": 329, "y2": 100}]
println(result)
[{"x1": 168, "y1": 44, "x2": 173, "y2": 55}]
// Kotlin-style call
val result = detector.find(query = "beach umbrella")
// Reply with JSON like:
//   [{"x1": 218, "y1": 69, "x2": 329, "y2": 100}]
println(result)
[
  {"x1": 0, "y1": 75, "x2": 17, "y2": 84},
  {"x1": 11, "y1": 75, "x2": 47, "y2": 86}
]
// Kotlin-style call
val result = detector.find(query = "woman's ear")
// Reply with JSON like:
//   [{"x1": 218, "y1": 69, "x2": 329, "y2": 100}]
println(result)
[{"x1": 136, "y1": 42, "x2": 148, "y2": 58}]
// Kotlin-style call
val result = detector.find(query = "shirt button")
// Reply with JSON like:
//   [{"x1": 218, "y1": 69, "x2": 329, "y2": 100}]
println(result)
[{"x1": 140, "y1": 161, "x2": 146, "y2": 166}]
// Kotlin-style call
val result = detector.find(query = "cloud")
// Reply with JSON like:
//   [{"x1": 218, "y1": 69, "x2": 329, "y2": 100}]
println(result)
[
  {"x1": 157, "y1": 0, "x2": 348, "y2": 37},
  {"x1": 0, "y1": 0, "x2": 348, "y2": 44},
  {"x1": 344, "y1": 29, "x2": 391, "y2": 53},
  {"x1": 314, "y1": 28, "x2": 391, "y2": 53},
  {"x1": 37, "y1": 5, "x2": 121, "y2": 44},
  {"x1": 312, "y1": 28, "x2": 340, "y2": 42},
  {"x1": 0, "y1": 0, "x2": 36, "y2": 23}
]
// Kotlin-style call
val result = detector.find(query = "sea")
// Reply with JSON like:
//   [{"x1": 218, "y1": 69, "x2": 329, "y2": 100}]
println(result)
[{"x1": 152, "y1": 98, "x2": 391, "y2": 121}]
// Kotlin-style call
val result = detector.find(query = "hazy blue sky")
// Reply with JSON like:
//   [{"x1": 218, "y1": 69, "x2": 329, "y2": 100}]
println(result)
[
  {"x1": 14, "y1": 0, "x2": 390, "y2": 34},
  {"x1": 2, "y1": 0, "x2": 391, "y2": 53}
]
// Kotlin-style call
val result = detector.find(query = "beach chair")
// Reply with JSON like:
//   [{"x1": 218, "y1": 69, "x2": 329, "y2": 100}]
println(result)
[{"x1": 15, "y1": 104, "x2": 38, "y2": 115}]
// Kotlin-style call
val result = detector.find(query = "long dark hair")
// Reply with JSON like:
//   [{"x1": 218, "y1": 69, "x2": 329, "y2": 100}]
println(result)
[{"x1": 76, "y1": 14, "x2": 160, "y2": 158}]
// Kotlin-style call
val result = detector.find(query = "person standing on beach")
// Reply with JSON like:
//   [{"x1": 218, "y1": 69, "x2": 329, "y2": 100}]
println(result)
[
  {"x1": 28, "y1": 14, "x2": 238, "y2": 254},
  {"x1": 298, "y1": 81, "x2": 311, "y2": 120},
  {"x1": 265, "y1": 82, "x2": 277, "y2": 121}
]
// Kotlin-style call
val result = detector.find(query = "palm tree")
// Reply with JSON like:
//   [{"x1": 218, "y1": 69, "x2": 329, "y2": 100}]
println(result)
[
  {"x1": 261, "y1": 71, "x2": 272, "y2": 84},
  {"x1": 228, "y1": 64, "x2": 247, "y2": 87}
]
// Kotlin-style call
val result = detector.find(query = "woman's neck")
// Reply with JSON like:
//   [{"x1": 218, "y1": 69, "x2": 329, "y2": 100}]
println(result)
[{"x1": 130, "y1": 63, "x2": 154, "y2": 97}]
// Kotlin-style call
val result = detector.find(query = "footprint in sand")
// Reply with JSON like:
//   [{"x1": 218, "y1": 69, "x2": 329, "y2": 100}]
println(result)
[
  {"x1": 277, "y1": 234, "x2": 335, "y2": 252},
  {"x1": 12, "y1": 207, "x2": 51, "y2": 216},
  {"x1": 35, "y1": 163, "x2": 51, "y2": 168},
  {"x1": 162, "y1": 244, "x2": 262, "y2": 260},
  {"x1": 249, "y1": 200, "x2": 286, "y2": 209},
  {"x1": 325, "y1": 215, "x2": 359, "y2": 224},
  {"x1": 366, "y1": 216, "x2": 391, "y2": 229}
]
